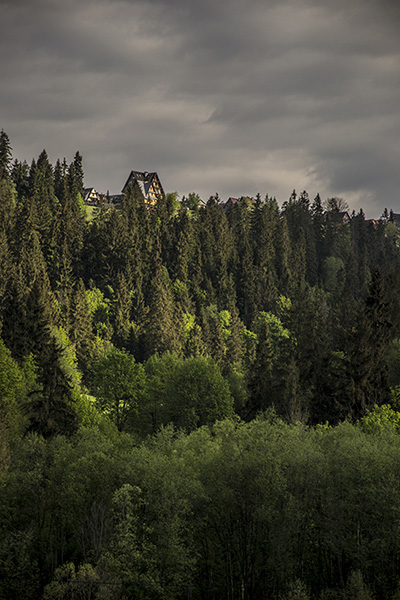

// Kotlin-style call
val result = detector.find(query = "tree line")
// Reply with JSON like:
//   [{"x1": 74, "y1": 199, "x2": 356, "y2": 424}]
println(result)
[{"x1": 2, "y1": 130, "x2": 400, "y2": 598}]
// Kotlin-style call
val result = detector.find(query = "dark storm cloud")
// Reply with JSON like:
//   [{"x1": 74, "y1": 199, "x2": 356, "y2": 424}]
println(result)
[{"x1": 1, "y1": 0, "x2": 399, "y2": 215}]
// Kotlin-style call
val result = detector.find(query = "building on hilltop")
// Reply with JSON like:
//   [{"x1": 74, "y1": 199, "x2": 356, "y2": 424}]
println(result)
[
  {"x1": 83, "y1": 171, "x2": 165, "y2": 208},
  {"x1": 391, "y1": 213, "x2": 400, "y2": 227},
  {"x1": 122, "y1": 170, "x2": 164, "y2": 206},
  {"x1": 83, "y1": 187, "x2": 101, "y2": 205},
  {"x1": 222, "y1": 196, "x2": 256, "y2": 210}
]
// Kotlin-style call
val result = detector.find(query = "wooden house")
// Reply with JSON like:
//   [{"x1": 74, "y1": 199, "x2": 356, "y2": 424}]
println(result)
[
  {"x1": 83, "y1": 187, "x2": 101, "y2": 205},
  {"x1": 122, "y1": 170, "x2": 164, "y2": 206}
]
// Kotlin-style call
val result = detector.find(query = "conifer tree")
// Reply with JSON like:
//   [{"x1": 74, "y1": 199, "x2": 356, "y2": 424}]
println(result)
[
  {"x1": 31, "y1": 150, "x2": 60, "y2": 275},
  {"x1": 0, "y1": 176, "x2": 17, "y2": 240},
  {"x1": 346, "y1": 268, "x2": 392, "y2": 419},
  {"x1": 200, "y1": 305, "x2": 226, "y2": 367},
  {"x1": 251, "y1": 197, "x2": 279, "y2": 312},
  {"x1": 276, "y1": 216, "x2": 294, "y2": 296},
  {"x1": 224, "y1": 305, "x2": 244, "y2": 367},
  {"x1": 11, "y1": 159, "x2": 29, "y2": 200},
  {"x1": 73, "y1": 151, "x2": 84, "y2": 198},
  {"x1": 246, "y1": 318, "x2": 274, "y2": 418},
  {"x1": 112, "y1": 271, "x2": 133, "y2": 348},
  {"x1": 0, "y1": 130, "x2": 12, "y2": 181},
  {"x1": 141, "y1": 236, "x2": 183, "y2": 359},
  {"x1": 25, "y1": 329, "x2": 78, "y2": 438},
  {"x1": 70, "y1": 278, "x2": 95, "y2": 371}
]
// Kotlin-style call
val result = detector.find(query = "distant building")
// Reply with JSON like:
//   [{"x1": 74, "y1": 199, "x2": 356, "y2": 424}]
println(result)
[
  {"x1": 324, "y1": 210, "x2": 351, "y2": 225},
  {"x1": 222, "y1": 196, "x2": 256, "y2": 210},
  {"x1": 83, "y1": 187, "x2": 101, "y2": 205},
  {"x1": 391, "y1": 213, "x2": 400, "y2": 227},
  {"x1": 122, "y1": 170, "x2": 164, "y2": 205}
]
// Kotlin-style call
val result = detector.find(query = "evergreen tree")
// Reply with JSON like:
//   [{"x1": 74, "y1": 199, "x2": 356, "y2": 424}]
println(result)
[
  {"x1": 0, "y1": 129, "x2": 12, "y2": 181},
  {"x1": 311, "y1": 193, "x2": 325, "y2": 280},
  {"x1": 251, "y1": 197, "x2": 279, "y2": 312},
  {"x1": 247, "y1": 318, "x2": 274, "y2": 418},
  {"x1": 11, "y1": 159, "x2": 29, "y2": 200},
  {"x1": 112, "y1": 271, "x2": 133, "y2": 348},
  {"x1": 70, "y1": 278, "x2": 95, "y2": 371},
  {"x1": 73, "y1": 151, "x2": 84, "y2": 198},
  {"x1": 141, "y1": 236, "x2": 183, "y2": 359},
  {"x1": 346, "y1": 268, "x2": 392, "y2": 419}
]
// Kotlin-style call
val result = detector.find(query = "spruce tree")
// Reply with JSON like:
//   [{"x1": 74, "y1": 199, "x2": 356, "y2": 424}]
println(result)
[
  {"x1": 247, "y1": 318, "x2": 274, "y2": 419},
  {"x1": 112, "y1": 271, "x2": 133, "y2": 348},
  {"x1": 11, "y1": 159, "x2": 29, "y2": 200},
  {"x1": 346, "y1": 268, "x2": 392, "y2": 419},
  {"x1": 251, "y1": 197, "x2": 279, "y2": 312},
  {"x1": 141, "y1": 236, "x2": 183, "y2": 359},
  {"x1": 0, "y1": 130, "x2": 12, "y2": 181},
  {"x1": 70, "y1": 278, "x2": 95, "y2": 372}
]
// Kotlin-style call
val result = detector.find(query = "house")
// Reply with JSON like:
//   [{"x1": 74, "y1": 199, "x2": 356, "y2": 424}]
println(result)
[
  {"x1": 222, "y1": 196, "x2": 256, "y2": 210},
  {"x1": 391, "y1": 213, "x2": 400, "y2": 227},
  {"x1": 122, "y1": 170, "x2": 164, "y2": 205},
  {"x1": 324, "y1": 210, "x2": 351, "y2": 225},
  {"x1": 83, "y1": 187, "x2": 101, "y2": 205},
  {"x1": 339, "y1": 211, "x2": 350, "y2": 224}
]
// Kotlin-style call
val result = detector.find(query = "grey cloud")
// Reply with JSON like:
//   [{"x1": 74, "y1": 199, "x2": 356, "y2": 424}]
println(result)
[{"x1": 1, "y1": 0, "x2": 400, "y2": 216}]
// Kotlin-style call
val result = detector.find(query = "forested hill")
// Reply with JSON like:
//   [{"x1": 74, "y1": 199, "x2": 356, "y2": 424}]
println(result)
[
  {"x1": 1, "y1": 129, "x2": 400, "y2": 436},
  {"x1": 3, "y1": 131, "x2": 400, "y2": 598}
]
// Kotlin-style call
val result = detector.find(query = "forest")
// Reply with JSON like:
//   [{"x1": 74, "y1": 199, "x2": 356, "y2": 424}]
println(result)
[{"x1": 2, "y1": 128, "x2": 400, "y2": 599}]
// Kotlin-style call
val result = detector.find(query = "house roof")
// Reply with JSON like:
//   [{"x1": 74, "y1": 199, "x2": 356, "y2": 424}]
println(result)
[
  {"x1": 391, "y1": 213, "x2": 400, "y2": 226},
  {"x1": 122, "y1": 170, "x2": 163, "y2": 200},
  {"x1": 222, "y1": 196, "x2": 256, "y2": 210}
]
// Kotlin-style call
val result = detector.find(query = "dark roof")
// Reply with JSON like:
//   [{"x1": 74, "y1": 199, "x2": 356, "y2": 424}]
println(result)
[
  {"x1": 391, "y1": 213, "x2": 400, "y2": 226},
  {"x1": 122, "y1": 170, "x2": 159, "y2": 197},
  {"x1": 222, "y1": 196, "x2": 256, "y2": 210}
]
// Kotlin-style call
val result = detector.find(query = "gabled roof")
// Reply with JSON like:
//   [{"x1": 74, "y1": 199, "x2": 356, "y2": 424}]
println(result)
[
  {"x1": 122, "y1": 170, "x2": 164, "y2": 202},
  {"x1": 83, "y1": 187, "x2": 101, "y2": 204}
]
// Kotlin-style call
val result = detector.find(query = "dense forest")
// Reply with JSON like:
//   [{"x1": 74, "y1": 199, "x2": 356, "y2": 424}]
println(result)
[{"x1": 2, "y1": 129, "x2": 400, "y2": 599}]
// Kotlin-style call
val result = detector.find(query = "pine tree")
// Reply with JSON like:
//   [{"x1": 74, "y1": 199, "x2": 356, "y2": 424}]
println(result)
[
  {"x1": 346, "y1": 268, "x2": 392, "y2": 419},
  {"x1": 251, "y1": 197, "x2": 279, "y2": 312},
  {"x1": 11, "y1": 159, "x2": 29, "y2": 200},
  {"x1": 0, "y1": 130, "x2": 12, "y2": 181},
  {"x1": 113, "y1": 271, "x2": 133, "y2": 347},
  {"x1": 25, "y1": 330, "x2": 78, "y2": 438},
  {"x1": 224, "y1": 305, "x2": 244, "y2": 367},
  {"x1": 311, "y1": 193, "x2": 325, "y2": 281},
  {"x1": 0, "y1": 230, "x2": 12, "y2": 324},
  {"x1": 246, "y1": 318, "x2": 274, "y2": 419},
  {"x1": 32, "y1": 150, "x2": 60, "y2": 275},
  {"x1": 141, "y1": 236, "x2": 183, "y2": 359},
  {"x1": 276, "y1": 216, "x2": 294, "y2": 296},
  {"x1": 73, "y1": 151, "x2": 84, "y2": 198},
  {"x1": 70, "y1": 278, "x2": 95, "y2": 372}
]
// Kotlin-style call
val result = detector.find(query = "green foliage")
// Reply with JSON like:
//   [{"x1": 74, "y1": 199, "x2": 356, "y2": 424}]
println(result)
[
  {"x1": 0, "y1": 129, "x2": 12, "y2": 180},
  {"x1": 4, "y1": 130, "x2": 400, "y2": 600},
  {"x1": 360, "y1": 403, "x2": 400, "y2": 433},
  {"x1": 43, "y1": 562, "x2": 99, "y2": 600},
  {"x1": 166, "y1": 355, "x2": 234, "y2": 431},
  {"x1": 140, "y1": 353, "x2": 234, "y2": 434},
  {"x1": 91, "y1": 346, "x2": 146, "y2": 431},
  {"x1": 386, "y1": 338, "x2": 400, "y2": 387},
  {"x1": 283, "y1": 579, "x2": 311, "y2": 600},
  {"x1": 323, "y1": 255, "x2": 345, "y2": 296},
  {"x1": 344, "y1": 570, "x2": 373, "y2": 600}
]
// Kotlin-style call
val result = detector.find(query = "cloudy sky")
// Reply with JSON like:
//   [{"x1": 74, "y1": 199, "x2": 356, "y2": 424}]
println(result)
[{"x1": 1, "y1": 0, "x2": 399, "y2": 216}]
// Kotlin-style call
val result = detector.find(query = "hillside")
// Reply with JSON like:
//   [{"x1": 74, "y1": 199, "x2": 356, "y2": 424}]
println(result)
[{"x1": 2, "y1": 131, "x2": 400, "y2": 599}]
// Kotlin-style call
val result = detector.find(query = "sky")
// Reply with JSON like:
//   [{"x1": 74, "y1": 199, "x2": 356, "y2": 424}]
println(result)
[{"x1": 1, "y1": 0, "x2": 399, "y2": 217}]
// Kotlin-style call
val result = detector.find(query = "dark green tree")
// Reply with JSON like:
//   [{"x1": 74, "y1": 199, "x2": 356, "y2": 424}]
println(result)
[{"x1": 0, "y1": 129, "x2": 12, "y2": 181}]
